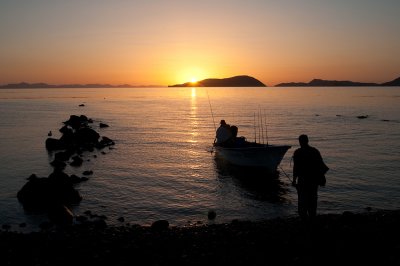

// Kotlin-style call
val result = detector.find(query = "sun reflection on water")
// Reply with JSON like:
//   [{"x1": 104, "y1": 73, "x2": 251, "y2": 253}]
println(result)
[
  {"x1": 191, "y1": 87, "x2": 196, "y2": 98},
  {"x1": 189, "y1": 87, "x2": 199, "y2": 144}
]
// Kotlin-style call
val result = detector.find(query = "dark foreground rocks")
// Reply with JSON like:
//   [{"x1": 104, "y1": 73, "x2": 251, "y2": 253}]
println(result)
[
  {"x1": 17, "y1": 170, "x2": 87, "y2": 224},
  {"x1": 1, "y1": 210, "x2": 400, "y2": 266},
  {"x1": 17, "y1": 115, "x2": 115, "y2": 224}
]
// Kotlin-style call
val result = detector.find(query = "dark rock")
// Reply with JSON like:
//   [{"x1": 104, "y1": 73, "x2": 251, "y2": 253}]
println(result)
[
  {"x1": 75, "y1": 127, "x2": 100, "y2": 145},
  {"x1": 17, "y1": 170, "x2": 82, "y2": 212},
  {"x1": 99, "y1": 123, "x2": 109, "y2": 128},
  {"x1": 54, "y1": 150, "x2": 74, "y2": 161},
  {"x1": 19, "y1": 223, "x2": 26, "y2": 228},
  {"x1": 90, "y1": 219, "x2": 107, "y2": 229},
  {"x1": 76, "y1": 215, "x2": 88, "y2": 223},
  {"x1": 46, "y1": 138, "x2": 67, "y2": 151},
  {"x1": 117, "y1": 217, "x2": 125, "y2": 222},
  {"x1": 2, "y1": 224, "x2": 11, "y2": 230},
  {"x1": 48, "y1": 131, "x2": 52, "y2": 136},
  {"x1": 70, "y1": 174, "x2": 88, "y2": 184},
  {"x1": 27, "y1": 174, "x2": 37, "y2": 180},
  {"x1": 48, "y1": 205, "x2": 74, "y2": 225},
  {"x1": 64, "y1": 115, "x2": 90, "y2": 130},
  {"x1": 208, "y1": 210, "x2": 217, "y2": 220},
  {"x1": 70, "y1": 156, "x2": 83, "y2": 167},
  {"x1": 82, "y1": 170, "x2": 93, "y2": 176},
  {"x1": 50, "y1": 160, "x2": 67, "y2": 169},
  {"x1": 357, "y1": 115, "x2": 369, "y2": 119},
  {"x1": 39, "y1": 221, "x2": 53, "y2": 230},
  {"x1": 97, "y1": 136, "x2": 115, "y2": 149},
  {"x1": 151, "y1": 220, "x2": 169, "y2": 231},
  {"x1": 79, "y1": 104, "x2": 85, "y2": 107}
]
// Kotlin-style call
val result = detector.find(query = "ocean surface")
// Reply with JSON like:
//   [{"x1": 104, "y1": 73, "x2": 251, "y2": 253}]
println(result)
[{"x1": 0, "y1": 87, "x2": 399, "y2": 231}]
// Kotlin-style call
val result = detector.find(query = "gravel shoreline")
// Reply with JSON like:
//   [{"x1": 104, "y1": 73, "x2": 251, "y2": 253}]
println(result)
[{"x1": 2, "y1": 209, "x2": 400, "y2": 265}]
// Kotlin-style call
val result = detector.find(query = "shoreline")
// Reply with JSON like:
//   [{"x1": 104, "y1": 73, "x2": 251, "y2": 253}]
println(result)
[{"x1": 2, "y1": 209, "x2": 400, "y2": 265}]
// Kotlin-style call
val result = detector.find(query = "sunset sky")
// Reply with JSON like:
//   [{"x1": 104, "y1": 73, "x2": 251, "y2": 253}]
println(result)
[{"x1": 1, "y1": 0, "x2": 399, "y2": 86}]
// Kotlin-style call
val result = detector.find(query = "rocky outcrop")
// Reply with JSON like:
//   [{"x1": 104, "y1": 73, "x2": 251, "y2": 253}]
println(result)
[
  {"x1": 17, "y1": 170, "x2": 85, "y2": 224},
  {"x1": 45, "y1": 115, "x2": 114, "y2": 168},
  {"x1": 18, "y1": 114, "x2": 115, "y2": 224}
]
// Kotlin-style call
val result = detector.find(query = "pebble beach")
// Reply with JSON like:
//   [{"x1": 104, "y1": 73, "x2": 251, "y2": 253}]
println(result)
[{"x1": 2, "y1": 209, "x2": 400, "y2": 266}]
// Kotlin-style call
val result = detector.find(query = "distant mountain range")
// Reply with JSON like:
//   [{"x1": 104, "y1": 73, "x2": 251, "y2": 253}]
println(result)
[
  {"x1": 275, "y1": 76, "x2": 400, "y2": 87},
  {"x1": 168, "y1": 75, "x2": 266, "y2": 87},
  {"x1": 1, "y1": 75, "x2": 399, "y2": 88},
  {"x1": 0, "y1": 82, "x2": 160, "y2": 89}
]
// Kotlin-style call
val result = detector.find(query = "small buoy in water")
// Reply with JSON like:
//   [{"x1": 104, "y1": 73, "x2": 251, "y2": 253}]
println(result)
[
  {"x1": 48, "y1": 131, "x2": 52, "y2": 136},
  {"x1": 208, "y1": 210, "x2": 216, "y2": 220}
]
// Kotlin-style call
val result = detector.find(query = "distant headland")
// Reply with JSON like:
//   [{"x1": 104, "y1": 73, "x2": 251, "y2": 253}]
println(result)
[
  {"x1": 275, "y1": 76, "x2": 400, "y2": 87},
  {"x1": 168, "y1": 75, "x2": 266, "y2": 87},
  {"x1": 0, "y1": 82, "x2": 160, "y2": 89}
]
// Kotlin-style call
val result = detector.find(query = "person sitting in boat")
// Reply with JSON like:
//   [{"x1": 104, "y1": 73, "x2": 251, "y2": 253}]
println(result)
[{"x1": 215, "y1": 120, "x2": 233, "y2": 146}]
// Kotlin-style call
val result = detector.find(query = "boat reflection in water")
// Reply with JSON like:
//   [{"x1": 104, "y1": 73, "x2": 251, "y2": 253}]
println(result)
[{"x1": 213, "y1": 156, "x2": 289, "y2": 203}]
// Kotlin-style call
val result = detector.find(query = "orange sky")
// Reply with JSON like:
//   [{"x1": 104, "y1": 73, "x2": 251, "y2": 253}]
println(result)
[{"x1": 1, "y1": 1, "x2": 399, "y2": 86}]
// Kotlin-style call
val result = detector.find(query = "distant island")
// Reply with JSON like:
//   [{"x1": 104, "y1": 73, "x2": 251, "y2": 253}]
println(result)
[
  {"x1": 275, "y1": 76, "x2": 400, "y2": 87},
  {"x1": 168, "y1": 75, "x2": 266, "y2": 87},
  {"x1": 0, "y1": 82, "x2": 160, "y2": 89}
]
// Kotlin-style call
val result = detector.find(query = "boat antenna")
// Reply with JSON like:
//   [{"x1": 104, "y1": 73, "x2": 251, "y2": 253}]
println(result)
[
  {"x1": 206, "y1": 90, "x2": 216, "y2": 132},
  {"x1": 264, "y1": 109, "x2": 269, "y2": 145}
]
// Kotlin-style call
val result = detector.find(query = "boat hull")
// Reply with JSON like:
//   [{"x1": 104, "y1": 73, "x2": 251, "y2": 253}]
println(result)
[{"x1": 214, "y1": 144, "x2": 291, "y2": 172}]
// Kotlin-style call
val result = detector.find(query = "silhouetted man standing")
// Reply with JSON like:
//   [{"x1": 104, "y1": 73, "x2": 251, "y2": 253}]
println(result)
[{"x1": 292, "y1": 135, "x2": 328, "y2": 222}]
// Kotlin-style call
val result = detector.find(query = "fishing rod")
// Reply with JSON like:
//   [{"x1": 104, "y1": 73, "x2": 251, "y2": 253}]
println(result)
[
  {"x1": 264, "y1": 109, "x2": 269, "y2": 145},
  {"x1": 279, "y1": 165, "x2": 293, "y2": 183},
  {"x1": 253, "y1": 112, "x2": 257, "y2": 143},
  {"x1": 206, "y1": 90, "x2": 217, "y2": 132},
  {"x1": 259, "y1": 108, "x2": 264, "y2": 144}
]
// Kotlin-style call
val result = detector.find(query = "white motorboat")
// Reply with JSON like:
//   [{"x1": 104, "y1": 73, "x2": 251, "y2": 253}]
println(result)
[{"x1": 213, "y1": 141, "x2": 291, "y2": 172}]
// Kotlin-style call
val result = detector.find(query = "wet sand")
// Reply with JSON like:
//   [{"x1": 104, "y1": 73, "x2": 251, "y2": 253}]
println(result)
[{"x1": 1, "y1": 209, "x2": 400, "y2": 265}]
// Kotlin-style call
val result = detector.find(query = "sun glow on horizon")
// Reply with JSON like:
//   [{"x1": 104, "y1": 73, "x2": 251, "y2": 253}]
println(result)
[{"x1": 190, "y1": 77, "x2": 198, "y2": 83}]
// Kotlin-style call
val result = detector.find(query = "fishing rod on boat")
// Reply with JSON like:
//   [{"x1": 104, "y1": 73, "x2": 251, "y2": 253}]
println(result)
[
  {"x1": 264, "y1": 109, "x2": 269, "y2": 145},
  {"x1": 259, "y1": 108, "x2": 264, "y2": 144},
  {"x1": 253, "y1": 112, "x2": 257, "y2": 143},
  {"x1": 206, "y1": 90, "x2": 217, "y2": 133},
  {"x1": 206, "y1": 90, "x2": 217, "y2": 151}
]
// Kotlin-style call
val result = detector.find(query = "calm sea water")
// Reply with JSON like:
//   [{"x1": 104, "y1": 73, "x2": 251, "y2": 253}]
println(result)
[{"x1": 0, "y1": 87, "x2": 399, "y2": 231}]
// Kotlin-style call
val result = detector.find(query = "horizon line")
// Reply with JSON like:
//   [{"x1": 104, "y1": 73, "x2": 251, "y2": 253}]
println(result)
[{"x1": 1, "y1": 74, "x2": 399, "y2": 88}]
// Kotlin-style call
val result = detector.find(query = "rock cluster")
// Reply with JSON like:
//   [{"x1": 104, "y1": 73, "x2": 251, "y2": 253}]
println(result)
[
  {"x1": 17, "y1": 115, "x2": 115, "y2": 224},
  {"x1": 46, "y1": 115, "x2": 114, "y2": 168}
]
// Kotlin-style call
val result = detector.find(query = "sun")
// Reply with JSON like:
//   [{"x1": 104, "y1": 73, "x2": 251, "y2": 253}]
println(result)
[{"x1": 190, "y1": 77, "x2": 198, "y2": 83}]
